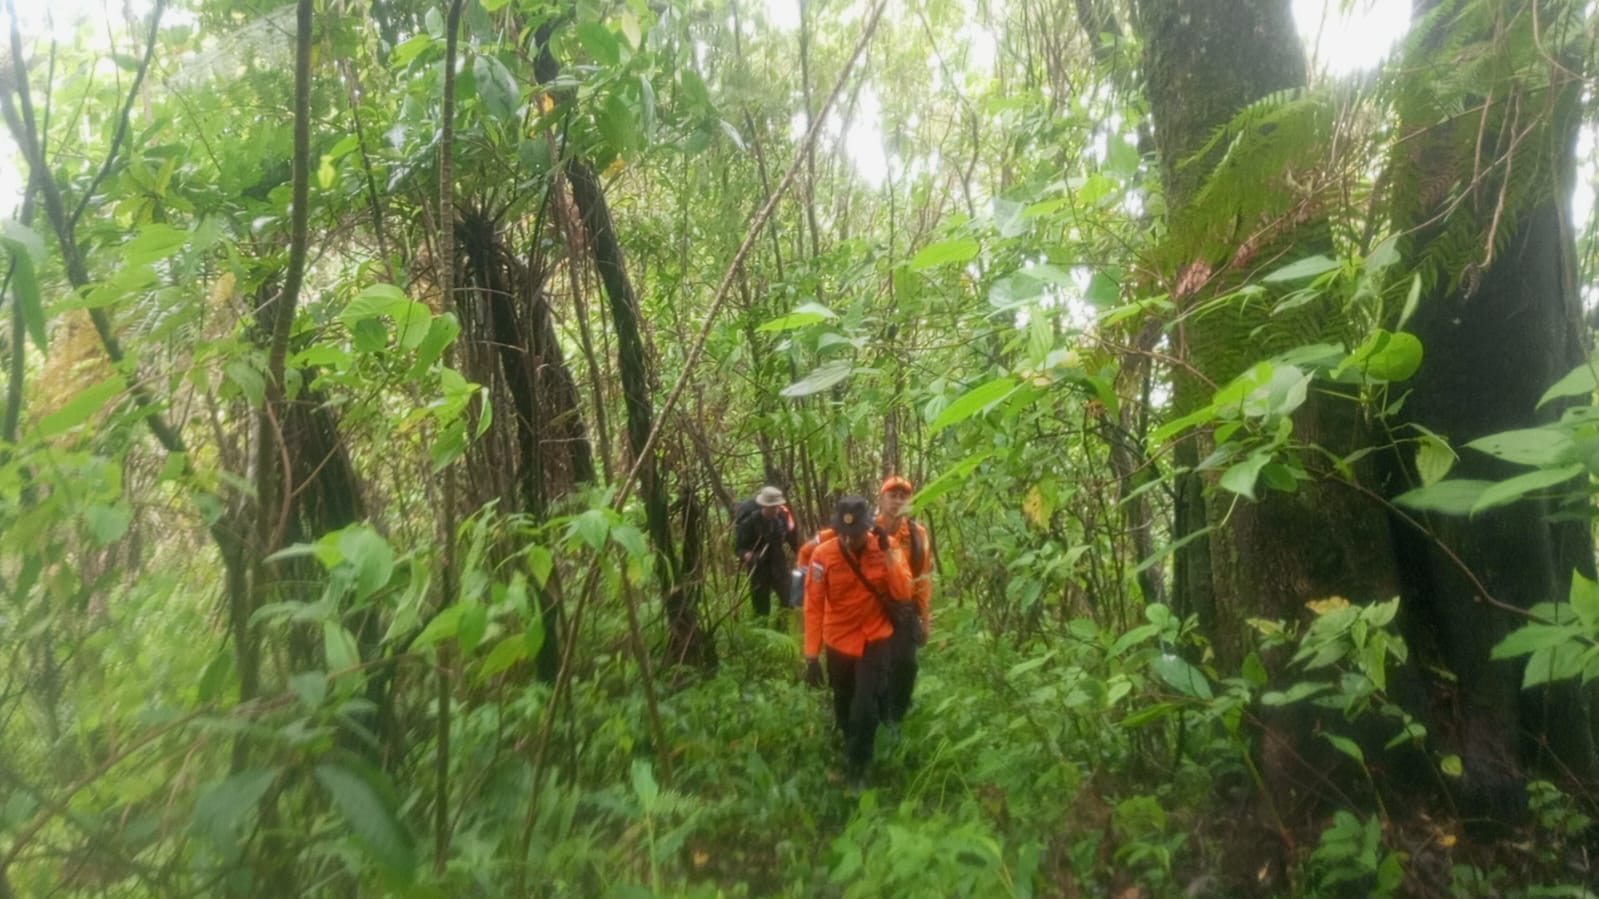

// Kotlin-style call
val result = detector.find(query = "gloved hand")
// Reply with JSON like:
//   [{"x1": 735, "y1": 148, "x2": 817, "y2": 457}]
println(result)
[
  {"x1": 873, "y1": 526, "x2": 890, "y2": 552},
  {"x1": 804, "y1": 657, "x2": 824, "y2": 688}
]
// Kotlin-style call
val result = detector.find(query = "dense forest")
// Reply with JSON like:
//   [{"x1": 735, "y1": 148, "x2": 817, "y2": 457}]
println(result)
[{"x1": 3, "y1": 0, "x2": 1599, "y2": 895}]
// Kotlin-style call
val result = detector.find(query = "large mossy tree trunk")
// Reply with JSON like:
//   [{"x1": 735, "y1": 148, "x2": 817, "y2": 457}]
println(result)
[
  {"x1": 1386, "y1": 0, "x2": 1596, "y2": 797},
  {"x1": 1137, "y1": 0, "x2": 1400, "y2": 670}
]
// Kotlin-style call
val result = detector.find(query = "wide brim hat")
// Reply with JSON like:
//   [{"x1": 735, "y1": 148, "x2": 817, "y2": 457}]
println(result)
[
  {"x1": 831, "y1": 495, "x2": 872, "y2": 536},
  {"x1": 756, "y1": 486, "x2": 786, "y2": 507}
]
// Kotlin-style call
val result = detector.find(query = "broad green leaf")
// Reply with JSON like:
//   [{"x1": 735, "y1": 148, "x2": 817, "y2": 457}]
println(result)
[
  {"x1": 314, "y1": 763, "x2": 416, "y2": 880},
  {"x1": 407, "y1": 313, "x2": 460, "y2": 378},
  {"x1": 458, "y1": 602, "x2": 488, "y2": 654},
  {"x1": 1121, "y1": 702, "x2": 1181, "y2": 727},
  {"x1": 122, "y1": 224, "x2": 190, "y2": 266},
  {"x1": 780, "y1": 359, "x2": 854, "y2": 397},
  {"x1": 1263, "y1": 254, "x2": 1338, "y2": 283},
  {"x1": 393, "y1": 301, "x2": 433, "y2": 351},
  {"x1": 1084, "y1": 271, "x2": 1120, "y2": 306},
  {"x1": 413, "y1": 604, "x2": 465, "y2": 648},
  {"x1": 1261, "y1": 682, "x2": 1328, "y2": 705},
  {"x1": 35, "y1": 374, "x2": 125, "y2": 438},
  {"x1": 631, "y1": 759, "x2": 660, "y2": 808},
  {"x1": 1006, "y1": 655, "x2": 1050, "y2": 679},
  {"x1": 757, "y1": 301, "x2": 837, "y2": 332},
  {"x1": 598, "y1": 92, "x2": 638, "y2": 156},
  {"x1": 338, "y1": 526, "x2": 394, "y2": 601},
  {"x1": 480, "y1": 0, "x2": 512, "y2": 10},
  {"x1": 1151, "y1": 654, "x2": 1212, "y2": 699},
  {"x1": 1415, "y1": 435, "x2": 1455, "y2": 486},
  {"x1": 1148, "y1": 403, "x2": 1216, "y2": 445},
  {"x1": 343, "y1": 284, "x2": 409, "y2": 322},
  {"x1": 479, "y1": 634, "x2": 529, "y2": 680},
  {"x1": 1465, "y1": 428, "x2": 1574, "y2": 467},
  {"x1": 1219, "y1": 452, "x2": 1271, "y2": 501},
  {"x1": 572, "y1": 508, "x2": 610, "y2": 551},
  {"x1": 290, "y1": 671, "x2": 327, "y2": 709},
  {"x1": 909, "y1": 238, "x2": 979, "y2": 270},
  {"x1": 430, "y1": 419, "x2": 467, "y2": 472},
  {"x1": 85, "y1": 502, "x2": 132, "y2": 545},
  {"x1": 1522, "y1": 641, "x2": 1586, "y2": 689},
  {"x1": 1491, "y1": 622, "x2": 1581, "y2": 660},
  {"x1": 1323, "y1": 733, "x2": 1365, "y2": 764},
  {"x1": 1108, "y1": 623, "x2": 1158, "y2": 657},
  {"x1": 225, "y1": 360, "x2": 266, "y2": 406},
  {"x1": 324, "y1": 622, "x2": 360, "y2": 672},
  {"x1": 519, "y1": 138, "x2": 553, "y2": 177},
  {"x1": 1440, "y1": 754, "x2": 1463, "y2": 777},
  {"x1": 928, "y1": 377, "x2": 1017, "y2": 433},
  {"x1": 527, "y1": 545, "x2": 554, "y2": 587},
  {"x1": 1363, "y1": 236, "x2": 1400, "y2": 275},
  {"x1": 1571, "y1": 571, "x2": 1599, "y2": 628},
  {"x1": 1339, "y1": 329, "x2": 1422, "y2": 382},
  {"x1": 576, "y1": 22, "x2": 621, "y2": 66},
  {"x1": 2, "y1": 236, "x2": 45, "y2": 351},
  {"x1": 610, "y1": 524, "x2": 648, "y2": 558},
  {"x1": 1537, "y1": 354, "x2": 1599, "y2": 408},
  {"x1": 1470, "y1": 463, "x2": 1585, "y2": 515},
  {"x1": 1393, "y1": 479, "x2": 1493, "y2": 515},
  {"x1": 473, "y1": 53, "x2": 520, "y2": 120},
  {"x1": 913, "y1": 449, "x2": 995, "y2": 507}
]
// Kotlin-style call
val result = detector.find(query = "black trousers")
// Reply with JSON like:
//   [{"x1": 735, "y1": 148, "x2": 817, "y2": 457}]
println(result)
[
  {"x1": 883, "y1": 622, "x2": 919, "y2": 724},
  {"x1": 746, "y1": 557, "x2": 784, "y2": 620},
  {"x1": 749, "y1": 581, "x2": 774, "y2": 619},
  {"x1": 826, "y1": 638, "x2": 893, "y2": 777}
]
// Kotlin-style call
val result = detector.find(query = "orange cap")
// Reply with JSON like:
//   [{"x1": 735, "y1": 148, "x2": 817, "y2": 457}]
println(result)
[{"x1": 880, "y1": 475, "x2": 913, "y2": 495}]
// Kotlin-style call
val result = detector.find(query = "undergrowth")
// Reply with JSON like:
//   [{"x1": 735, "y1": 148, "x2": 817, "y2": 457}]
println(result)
[{"x1": 444, "y1": 601, "x2": 1596, "y2": 898}]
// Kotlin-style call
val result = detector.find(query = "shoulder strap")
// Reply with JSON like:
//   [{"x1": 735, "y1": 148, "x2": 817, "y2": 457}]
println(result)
[{"x1": 838, "y1": 544, "x2": 897, "y2": 616}]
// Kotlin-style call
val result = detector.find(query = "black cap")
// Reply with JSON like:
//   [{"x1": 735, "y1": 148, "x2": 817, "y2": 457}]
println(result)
[{"x1": 831, "y1": 495, "x2": 872, "y2": 537}]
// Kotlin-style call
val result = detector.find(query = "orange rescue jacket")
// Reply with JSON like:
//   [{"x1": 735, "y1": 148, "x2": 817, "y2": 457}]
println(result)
[
  {"x1": 878, "y1": 514, "x2": 933, "y2": 635},
  {"x1": 804, "y1": 535, "x2": 914, "y2": 658},
  {"x1": 797, "y1": 527, "x2": 835, "y2": 570}
]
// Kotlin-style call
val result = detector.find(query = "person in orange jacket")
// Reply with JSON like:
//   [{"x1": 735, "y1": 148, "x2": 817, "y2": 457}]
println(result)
[
  {"x1": 877, "y1": 475, "x2": 933, "y2": 726},
  {"x1": 797, "y1": 526, "x2": 834, "y2": 570},
  {"x1": 803, "y1": 494, "x2": 916, "y2": 787}
]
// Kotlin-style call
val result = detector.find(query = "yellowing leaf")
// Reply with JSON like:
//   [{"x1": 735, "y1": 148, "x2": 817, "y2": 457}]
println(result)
[
  {"x1": 1305, "y1": 596, "x2": 1350, "y2": 616},
  {"x1": 1022, "y1": 486, "x2": 1047, "y2": 528}
]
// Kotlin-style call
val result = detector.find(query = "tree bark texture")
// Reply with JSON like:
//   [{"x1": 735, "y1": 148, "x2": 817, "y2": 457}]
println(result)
[
  {"x1": 456, "y1": 207, "x2": 599, "y2": 682},
  {"x1": 1139, "y1": 0, "x2": 1401, "y2": 668},
  {"x1": 1386, "y1": 0, "x2": 1597, "y2": 791}
]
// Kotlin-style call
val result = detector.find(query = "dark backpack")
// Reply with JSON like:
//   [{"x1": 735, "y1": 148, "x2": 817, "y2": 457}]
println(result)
[{"x1": 733, "y1": 499, "x2": 762, "y2": 552}]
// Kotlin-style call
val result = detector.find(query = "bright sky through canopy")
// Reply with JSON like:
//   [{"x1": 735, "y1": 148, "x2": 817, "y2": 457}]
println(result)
[{"x1": 0, "y1": 1, "x2": 1421, "y2": 211}]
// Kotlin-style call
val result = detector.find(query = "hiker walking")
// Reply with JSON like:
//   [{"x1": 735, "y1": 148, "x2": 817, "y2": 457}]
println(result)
[
  {"x1": 876, "y1": 475, "x2": 932, "y2": 726},
  {"x1": 802, "y1": 495, "x2": 916, "y2": 788},
  {"x1": 733, "y1": 485, "x2": 799, "y2": 624}
]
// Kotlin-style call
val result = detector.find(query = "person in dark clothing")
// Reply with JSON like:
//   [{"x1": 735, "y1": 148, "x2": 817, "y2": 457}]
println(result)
[{"x1": 733, "y1": 485, "x2": 800, "y2": 624}]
